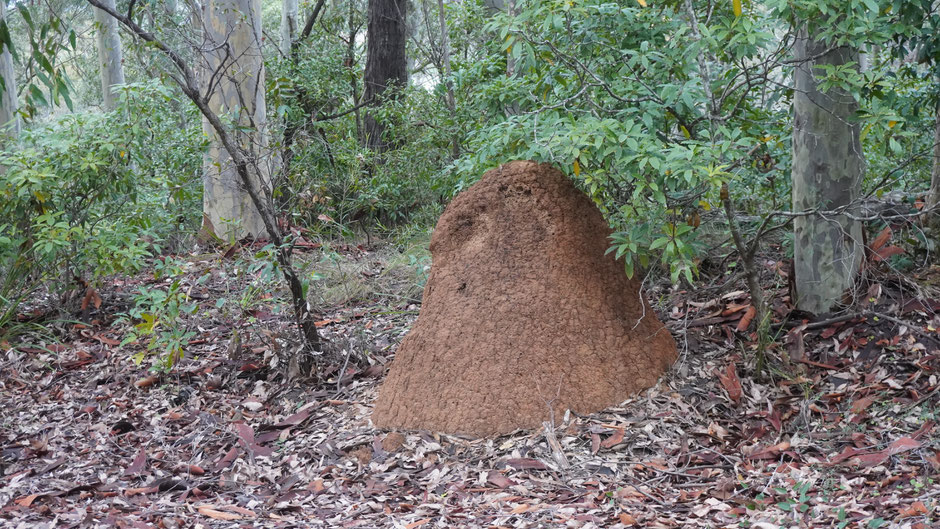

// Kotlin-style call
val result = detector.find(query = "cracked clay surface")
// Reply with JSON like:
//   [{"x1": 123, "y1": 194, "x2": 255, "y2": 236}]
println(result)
[{"x1": 372, "y1": 161, "x2": 678, "y2": 437}]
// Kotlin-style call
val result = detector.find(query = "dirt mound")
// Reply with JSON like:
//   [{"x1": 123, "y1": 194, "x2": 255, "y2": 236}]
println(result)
[{"x1": 372, "y1": 161, "x2": 677, "y2": 436}]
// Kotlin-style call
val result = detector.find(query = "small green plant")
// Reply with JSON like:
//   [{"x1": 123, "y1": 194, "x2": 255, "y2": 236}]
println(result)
[
  {"x1": 774, "y1": 480, "x2": 813, "y2": 516},
  {"x1": 152, "y1": 256, "x2": 188, "y2": 280},
  {"x1": 119, "y1": 274, "x2": 205, "y2": 371},
  {"x1": 836, "y1": 507, "x2": 849, "y2": 529},
  {"x1": 234, "y1": 243, "x2": 286, "y2": 312},
  {"x1": 406, "y1": 252, "x2": 431, "y2": 288}
]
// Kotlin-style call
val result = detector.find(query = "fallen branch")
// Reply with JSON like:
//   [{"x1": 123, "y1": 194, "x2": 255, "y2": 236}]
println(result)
[{"x1": 779, "y1": 310, "x2": 940, "y2": 347}]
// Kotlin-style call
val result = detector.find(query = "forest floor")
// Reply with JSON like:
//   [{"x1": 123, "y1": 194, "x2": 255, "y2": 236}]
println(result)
[{"x1": 1, "y1": 238, "x2": 939, "y2": 529}]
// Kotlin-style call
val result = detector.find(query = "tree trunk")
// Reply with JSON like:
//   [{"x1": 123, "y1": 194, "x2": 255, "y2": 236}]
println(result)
[
  {"x1": 0, "y1": 1, "x2": 19, "y2": 139},
  {"x1": 201, "y1": 0, "x2": 270, "y2": 240},
  {"x1": 927, "y1": 104, "x2": 940, "y2": 229},
  {"x1": 483, "y1": 0, "x2": 518, "y2": 115},
  {"x1": 504, "y1": 0, "x2": 516, "y2": 80},
  {"x1": 437, "y1": 0, "x2": 458, "y2": 158},
  {"x1": 482, "y1": 0, "x2": 505, "y2": 12},
  {"x1": 348, "y1": 0, "x2": 363, "y2": 144},
  {"x1": 280, "y1": 0, "x2": 299, "y2": 57},
  {"x1": 94, "y1": 0, "x2": 125, "y2": 110},
  {"x1": 362, "y1": 0, "x2": 407, "y2": 152},
  {"x1": 791, "y1": 25, "x2": 864, "y2": 314}
]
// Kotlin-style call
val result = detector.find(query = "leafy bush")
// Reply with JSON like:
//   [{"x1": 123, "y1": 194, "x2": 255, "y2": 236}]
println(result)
[
  {"x1": 446, "y1": 0, "x2": 779, "y2": 282},
  {"x1": 448, "y1": 0, "x2": 936, "y2": 282},
  {"x1": 0, "y1": 81, "x2": 203, "y2": 321}
]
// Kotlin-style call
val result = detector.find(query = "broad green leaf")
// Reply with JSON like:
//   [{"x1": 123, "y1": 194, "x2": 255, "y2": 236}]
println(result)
[
  {"x1": 17, "y1": 4, "x2": 33, "y2": 31},
  {"x1": 0, "y1": 21, "x2": 16, "y2": 61},
  {"x1": 28, "y1": 85, "x2": 48, "y2": 107}
]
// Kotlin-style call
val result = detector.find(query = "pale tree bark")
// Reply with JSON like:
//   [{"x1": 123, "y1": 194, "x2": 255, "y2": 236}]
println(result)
[
  {"x1": 362, "y1": 0, "x2": 407, "y2": 152},
  {"x1": 437, "y1": 0, "x2": 458, "y2": 158},
  {"x1": 482, "y1": 0, "x2": 505, "y2": 13},
  {"x1": 0, "y1": 1, "x2": 19, "y2": 138},
  {"x1": 201, "y1": 0, "x2": 269, "y2": 240},
  {"x1": 503, "y1": 0, "x2": 516, "y2": 78},
  {"x1": 927, "y1": 104, "x2": 940, "y2": 228},
  {"x1": 436, "y1": 0, "x2": 453, "y2": 107},
  {"x1": 280, "y1": 0, "x2": 299, "y2": 57},
  {"x1": 791, "y1": 26, "x2": 865, "y2": 314},
  {"x1": 483, "y1": 0, "x2": 518, "y2": 115},
  {"x1": 347, "y1": 0, "x2": 363, "y2": 143},
  {"x1": 94, "y1": 0, "x2": 125, "y2": 110}
]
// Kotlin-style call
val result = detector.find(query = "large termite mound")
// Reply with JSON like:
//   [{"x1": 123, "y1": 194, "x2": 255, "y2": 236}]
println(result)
[{"x1": 372, "y1": 161, "x2": 677, "y2": 436}]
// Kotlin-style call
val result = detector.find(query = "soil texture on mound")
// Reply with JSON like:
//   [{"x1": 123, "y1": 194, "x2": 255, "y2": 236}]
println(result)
[{"x1": 372, "y1": 160, "x2": 678, "y2": 436}]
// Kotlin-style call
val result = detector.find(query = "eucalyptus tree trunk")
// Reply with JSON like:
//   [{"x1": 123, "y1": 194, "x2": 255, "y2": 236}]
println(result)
[
  {"x1": 348, "y1": 0, "x2": 363, "y2": 143},
  {"x1": 791, "y1": 26, "x2": 864, "y2": 314},
  {"x1": 0, "y1": 1, "x2": 19, "y2": 139},
  {"x1": 280, "y1": 0, "x2": 299, "y2": 57},
  {"x1": 94, "y1": 0, "x2": 125, "y2": 110},
  {"x1": 201, "y1": 0, "x2": 269, "y2": 240},
  {"x1": 483, "y1": 0, "x2": 518, "y2": 115},
  {"x1": 362, "y1": 0, "x2": 407, "y2": 152},
  {"x1": 437, "y1": 0, "x2": 458, "y2": 158},
  {"x1": 927, "y1": 104, "x2": 940, "y2": 229},
  {"x1": 504, "y1": 0, "x2": 517, "y2": 80}
]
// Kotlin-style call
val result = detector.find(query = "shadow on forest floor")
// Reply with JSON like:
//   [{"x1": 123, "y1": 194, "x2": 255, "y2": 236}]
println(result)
[{"x1": 0, "y1": 238, "x2": 938, "y2": 528}]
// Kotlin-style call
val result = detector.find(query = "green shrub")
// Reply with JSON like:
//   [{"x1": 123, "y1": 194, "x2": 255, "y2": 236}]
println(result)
[{"x1": 0, "y1": 81, "x2": 203, "y2": 323}]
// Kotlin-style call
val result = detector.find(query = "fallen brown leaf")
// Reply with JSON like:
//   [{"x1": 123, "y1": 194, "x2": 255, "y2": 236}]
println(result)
[
  {"x1": 14, "y1": 494, "x2": 43, "y2": 507},
  {"x1": 619, "y1": 513, "x2": 638, "y2": 525},
  {"x1": 124, "y1": 447, "x2": 147, "y2": 475},
  {"x1": 849, "y1": 396, "x2": 876, "y2": 414},
  {"x1": 898, "y1": 501, "x2": 928, "y2": 518},
  {"x1": 736, "y1": 305, "x2": 756, "y2": 332},
  {"x1": 220, "y1": 505, "x2": 257, "y2": 517},
  {"x1": 870, "y1": 226, "x2": 892, "y2": 252},
  {"x1": 310, "y1": 479, "x2": 326, "y2": 494},
  {"x1": 81, "y1": 287, "x2": 102, "y2": 312},
  {"x1": 179, "y1": 464, "x2": 205, "y2": 475},
  {"x1": 504, "y1": 458, "x2": 548, "y2": 470},
  {"x1": 601, "y1": 427, "x2": 625, "y2": 449},
  {"x1": 486, "y1": 471, "x2": 516, "y2": 488},
  {"x1": 590, "y1": 432, "x2": 601, "y2": 455},
  {"x1": 873, "y1": 245, "x2": 904, "y2": 261},
  {"x1": 134, "y1": 375, "x2": 159, "y2": 389},
  {"x1": 748, "y1": 441, "x2": 790, "y2": 460},
  {"x1": 715, "y1": 363, "x2": 742, "y2": 404}
]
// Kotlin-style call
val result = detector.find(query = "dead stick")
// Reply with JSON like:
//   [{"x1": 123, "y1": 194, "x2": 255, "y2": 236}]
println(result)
[
  {"x1": 780, "y1": 311, "x2": 940, "y2": 347},
  {"x1": 865, "y1": 310, "x2": 940, "y2": 347}
]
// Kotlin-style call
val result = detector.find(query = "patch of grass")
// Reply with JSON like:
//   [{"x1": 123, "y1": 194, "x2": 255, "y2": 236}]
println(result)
[{"x1": 308, "y1": 231, "x2": 431, "y2": 309}]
